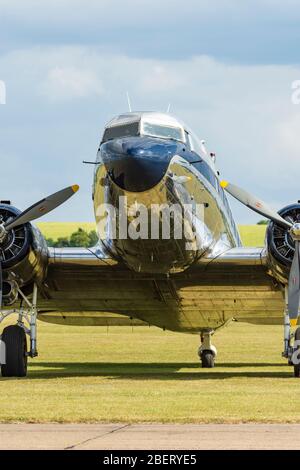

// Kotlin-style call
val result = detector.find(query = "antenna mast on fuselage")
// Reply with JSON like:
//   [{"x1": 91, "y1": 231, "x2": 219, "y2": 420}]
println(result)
[{"x1": 126, "y1": 92, "x2": 132, "y2": 112}]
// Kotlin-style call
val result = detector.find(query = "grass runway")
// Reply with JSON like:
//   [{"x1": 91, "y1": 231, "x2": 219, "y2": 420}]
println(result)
[
  {"x1": 2, "y1": 223, "x2": 291, "y2": 424},
  {"x1": 0, "y1": 321, "x2": 300, "y2": 423}
]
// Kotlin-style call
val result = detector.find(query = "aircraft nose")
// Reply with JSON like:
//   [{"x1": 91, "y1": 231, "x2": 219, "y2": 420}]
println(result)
[{"x1": 100, "y1": 137, "x2": 177, "y2": 192}]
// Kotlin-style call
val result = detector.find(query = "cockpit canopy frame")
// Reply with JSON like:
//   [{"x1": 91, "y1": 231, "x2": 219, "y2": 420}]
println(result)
[{"x1": 101, "y1": 112, "x2": 185, "y2": 144}]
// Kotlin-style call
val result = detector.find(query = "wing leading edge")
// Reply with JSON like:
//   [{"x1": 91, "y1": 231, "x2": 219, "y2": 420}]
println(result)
[{"x1": 38, "y1": 245, "x2": 284, "y2": 332}]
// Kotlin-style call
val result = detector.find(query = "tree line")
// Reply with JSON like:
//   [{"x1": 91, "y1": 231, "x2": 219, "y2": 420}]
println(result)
[
  {"x1": 45, "y1": 228, "x2": 98, "y2": 247},
  {"x1": 46, "y1": 222, "x2": 268, "y2": 247}
]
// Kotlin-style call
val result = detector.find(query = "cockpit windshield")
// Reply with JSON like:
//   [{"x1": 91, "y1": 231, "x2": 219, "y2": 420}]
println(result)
[
  {"x1": 142, "y1": 122, "x2": 184, "y2": 142},
  {"x1": 102, "y1": 114, "x2": 185, "y2": 144},
  {"x1": 102, "y1": 121, "x2": 139, "y2": 143}
]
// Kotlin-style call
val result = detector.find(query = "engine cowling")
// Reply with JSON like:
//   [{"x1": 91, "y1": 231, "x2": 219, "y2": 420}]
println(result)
[
  {"x1": 266, "y1": 203, "x2": 300, "y2": 284},
  {"x1": 0, "y1": 204, "x2": 48, "y2": 305}
]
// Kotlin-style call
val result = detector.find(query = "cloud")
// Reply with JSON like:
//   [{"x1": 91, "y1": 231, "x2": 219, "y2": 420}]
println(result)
[
  {"x1": 0, "y1": 45, "x2": 300, "y2": 223},
  {"x1": 139, "y1": 65, "x2": 184, "y2": 93},
  {"x1": 277, "y1": 113, "x2": 300, "y2": 157},
  {"x1": 41, "y1": 66, "x2": 104, "y2": 100},
  {"x1": 1, "y1": 1, "x2": 300, "y2": 64}
]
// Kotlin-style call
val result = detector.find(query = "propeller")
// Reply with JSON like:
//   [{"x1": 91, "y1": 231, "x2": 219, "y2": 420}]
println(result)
[
  {"x1": 4, "y1": 185, "x2": 79, "y2": 231},
  {"x1": 221, "y1": 180, "x2": 300, "y2": 326},
  {"x1": 0, "y1": 184, "x2": 79, "y2": 311},
  {"x1": 0, "y1": 259, "x2": 2, "y2": 311}
]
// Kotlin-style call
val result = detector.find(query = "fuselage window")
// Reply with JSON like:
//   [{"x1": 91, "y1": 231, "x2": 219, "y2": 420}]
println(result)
[
  {"x1": 142, "y1": 122, "x2": 184, "y2": 142},
  {"x1": 102, "y1": 122, "x2": 140, "y2": 143}
]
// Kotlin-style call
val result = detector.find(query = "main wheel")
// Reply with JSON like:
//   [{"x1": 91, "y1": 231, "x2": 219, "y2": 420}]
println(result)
[
  {"x1": 294, "y1": 327, "x2": 300, "y2": 378},
  {"x1": 201, "y1": 350, "x2": 215, "y2": 368},
  {"x1": 1, "y1": 325, "x2": 28, "y2": 377}
]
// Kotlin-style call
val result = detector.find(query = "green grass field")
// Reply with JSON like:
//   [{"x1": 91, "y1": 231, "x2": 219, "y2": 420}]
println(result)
[
  {"x1": 37, "y1": 222, "x2": 267, "y2": 247},
  {"x1": 1, "y1": 223, "x2": 285, "y2": 424},
  {"x1": 0, "y1": 322, "x2": 299, "y2": 423}
]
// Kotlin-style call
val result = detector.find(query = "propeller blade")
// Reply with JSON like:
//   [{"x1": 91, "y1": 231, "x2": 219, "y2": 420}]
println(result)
[
  {"x1": 220, "y1": 181, "x2": 292, "y2": 229},
  {"x1": 288, "y1": 240, "x2": 300, "y2": 326},
  {"x1": 4, "y1": 185, "x2": 79, "y2": 231},
  {"x1": 0, "y1": 261, "x2": 2, "y2": 311}
]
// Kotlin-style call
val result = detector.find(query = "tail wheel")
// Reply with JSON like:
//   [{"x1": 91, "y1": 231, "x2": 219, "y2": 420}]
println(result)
[
  {"x1": 1, "y1": 325, "x2": 27, "y2": 377},
  {"x1": 201, "y1": 350, "x2": 215, "y2": 368}
]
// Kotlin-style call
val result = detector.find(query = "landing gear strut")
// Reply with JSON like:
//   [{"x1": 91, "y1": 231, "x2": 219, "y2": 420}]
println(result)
[
  {"x1": 282, "y1": 287, "x2": 300, "y2": 377},
  {"x1": 0, "y1": 284, "x2": 38, "y2": 377},
  {"x1": 293, "y1": 328, "x2": 300, "y2": 378},
  {"x1": 198, "y1": 330, "x2": 217, "y2": 368}
]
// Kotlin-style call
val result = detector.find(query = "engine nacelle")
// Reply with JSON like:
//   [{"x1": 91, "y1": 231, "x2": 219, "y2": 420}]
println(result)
[
  {"x1": 266, "y1": 203, "x2": 300, "y2": 284},
  {"x1": 2, "y1": 280, "x2": 19, "y2": 305},
  {"x1": 0, "y1": 204, "x2": 48, "y2": 304}
]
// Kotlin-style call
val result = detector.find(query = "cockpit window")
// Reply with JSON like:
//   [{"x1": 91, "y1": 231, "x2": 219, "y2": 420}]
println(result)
[
  {"x1": 102, "y1": 122, "x2": 139, "y2": 143},
  {"x1": 142, "y1": 122, "x2": 184, "y2": 142}
]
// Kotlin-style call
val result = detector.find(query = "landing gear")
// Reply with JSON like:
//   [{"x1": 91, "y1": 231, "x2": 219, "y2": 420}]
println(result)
[
  {"x1": 0, "y1": 284, "x2": 38, "y2": 377},
  {"x1": 198, "y1": 330, "x2": 217, "y2": 368},
  {"x1": 282, "y1": 287, "x2": 300, "y2": 377},
  {"x1": 293, "y1": 328, "x2": 300, "y2": 378},
  {"x1": 200, "y1": 350, "x2": 215, "y2": 368},
  {"x1": 1, "y1": 325, "x2": 27, "y2": 377}
]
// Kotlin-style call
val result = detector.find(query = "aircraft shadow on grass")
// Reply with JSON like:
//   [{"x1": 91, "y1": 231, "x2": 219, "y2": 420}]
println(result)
[{"x1": 0, "y1": 361, "x2": 291, "y2": 381}]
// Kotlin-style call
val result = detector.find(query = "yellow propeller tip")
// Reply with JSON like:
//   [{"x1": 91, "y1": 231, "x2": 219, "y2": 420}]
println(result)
[
  {"x1": 72, "y1": 184, "x2": 80, "y2": 193},
  {"x1": 290, "y1": 319, "x2": 298, "y2": 327},
  {"x1": 220, "y1": 180, "x2": 228, "y2": 188}
]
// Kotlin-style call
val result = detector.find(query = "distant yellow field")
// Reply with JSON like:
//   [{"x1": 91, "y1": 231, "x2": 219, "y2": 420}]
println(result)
[
  {"x1": 37, "y1": 222, "x2": 96, "y2": 240},
  {"x1": 238, "y1": 225, "x2": 267, "y2": 247},
  {"x1": 36, "y1": 222, "x2": 267, "y2": 247}
]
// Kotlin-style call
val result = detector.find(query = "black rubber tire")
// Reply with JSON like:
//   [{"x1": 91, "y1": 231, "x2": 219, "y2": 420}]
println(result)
[
  {"x1": 293, "y1": 327, "x2": 300, "y2": 377},
  {"x1": 201, "y1": 350, "x2": 215, "y2": 368},
  {"x1": 294, "y1": 328, "x2": 300, "y2": 377},
  {"x1": 294, "y1": 364, "x2": 300, "y2": 378},
  {"x1": 1, "y1": 325, "x2": 27, "y2": 377}
]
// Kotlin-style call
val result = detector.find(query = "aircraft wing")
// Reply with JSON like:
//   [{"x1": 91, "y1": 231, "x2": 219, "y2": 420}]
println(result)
[
  {"x1": 171, "y1": 246, "x2": 284, "y2": 328},
  {"x1": 38, "y1": 245, "x2": 161, "y2": 327},
  {"x1": 38, "y1": 245, "x2": 284, "y2": 332}
]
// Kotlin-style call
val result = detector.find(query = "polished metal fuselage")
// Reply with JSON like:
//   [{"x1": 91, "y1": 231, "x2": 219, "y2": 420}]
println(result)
[
  {"x1": 93, "y1": 138, "x2": 241, "y2": 273},
  {"x1": 37, "y1": 134, "x2": 284, "y2": 333}
]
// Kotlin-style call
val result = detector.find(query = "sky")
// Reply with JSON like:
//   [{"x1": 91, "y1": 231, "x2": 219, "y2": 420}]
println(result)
[{"x1": 0, "y1": 0, "x2": 300, "y2": 223}]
